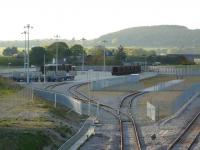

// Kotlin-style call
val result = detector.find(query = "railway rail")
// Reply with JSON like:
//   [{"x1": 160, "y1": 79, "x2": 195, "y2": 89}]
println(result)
[
  {"x1": 44, "y1": 81, "x2": 145, "y2": 150},
  {"x1": 119, "y1": 91, "x2": 144, "y2": 150},
  {"x1": 167, "y1": 111, "x2": 200, "y2": 150}
]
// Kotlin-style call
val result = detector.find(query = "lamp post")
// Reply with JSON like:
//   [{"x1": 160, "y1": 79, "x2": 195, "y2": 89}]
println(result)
[
  {"x1": 21, "y1": 31, "x2": 27, "y2": 73},
  {"x1": 8, "y1": 62, "x2": 11, "y2": 70},
  {"x1": 81, "y1": 37, "x2": 86, "y2": 71},
  {"x1": 54, "y1": 34, "x2": 60, "y2": 72},
  {"x1": 142, "y1": 54, "x2": 147, "y2": 72},
  {"x1": 24, "y1": 24, "x2": 33, "y2": 84},
  {"x1": 102, "y1": 40, "x2": 107, "y2": 72},
  {"x1": 43, "y1": 53, "x2": 46, "y2": 83}
]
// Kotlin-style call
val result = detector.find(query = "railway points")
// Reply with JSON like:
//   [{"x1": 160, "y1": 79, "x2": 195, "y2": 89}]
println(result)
[{"x1": 2, "y1": 65, "x2": 200, "y2": 149}]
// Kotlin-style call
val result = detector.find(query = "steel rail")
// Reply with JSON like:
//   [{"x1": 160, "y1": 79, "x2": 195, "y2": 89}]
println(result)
[
  {"x1": 119, "y1": 91, "x2": 144, "y2": 150},
  {"x1": 167, "y1": 111, "x2": 200, "y2": 150}
]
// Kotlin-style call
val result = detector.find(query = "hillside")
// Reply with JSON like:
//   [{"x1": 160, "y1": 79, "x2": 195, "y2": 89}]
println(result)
[
  {"x1": 95, "y1": 25, "x2": 200, "y2": 48},
  {"x1": 1, "y1": 25, "x2": 200, "y2": 49}
]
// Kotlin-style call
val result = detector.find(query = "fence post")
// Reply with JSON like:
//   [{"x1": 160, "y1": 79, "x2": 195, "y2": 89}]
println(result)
[
  {"x1": 96, "y1": 102, "x2": 100, "y2": 118},
  {"x1": 54, "y1": 93, "x2": 57, "y2": 108},
  {"x1": 32, "y1": 88, "x2": 34, "y2": 101}
]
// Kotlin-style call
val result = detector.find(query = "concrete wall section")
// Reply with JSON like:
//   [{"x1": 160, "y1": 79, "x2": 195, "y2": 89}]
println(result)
[
  {"x1": 33, "y1": 89, "x2": 99, "y2": 116},
  {"x1": 142, "y1": 80, "x2": 183, "y2": 92},
  {"x1": 33, "y1": 89, "x2": 83, "y2": 115},
  {"x1": 172, "y1": 83, "x2": 200, "y2": 113},
  {"x1": 91, "y1": 74, "x2": 139, "y2": 90}
]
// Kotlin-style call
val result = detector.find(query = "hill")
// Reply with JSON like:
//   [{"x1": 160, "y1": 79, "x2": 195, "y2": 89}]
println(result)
[
  {"x1": 1, "y1": 25, "x2": 200, "y2": 49},
  {"x1": 95, "y1": 25, "x2": 200, "y2": 48}
]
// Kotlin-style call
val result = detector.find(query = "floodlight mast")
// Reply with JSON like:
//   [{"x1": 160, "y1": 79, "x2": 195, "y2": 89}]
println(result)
[
  {"x1": 102, "y1": 40, "x2": 107, "y2": 72},
  {"x1": 24, "y1": 24, "x2": 33, "y2": 84},
  {"x1": 81, "y1": 37, "x2": 86, "y2": 71},
  {"x1": 21, "y1": 31, "x2": 27, "y2": 73},
  {"x1": 54, "y1": 34, "x2": 60, "y2": 72}
]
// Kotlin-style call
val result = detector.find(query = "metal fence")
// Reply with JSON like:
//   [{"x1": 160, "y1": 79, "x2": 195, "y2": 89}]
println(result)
[
  {"x1": 76, "y1": 65, "x2": 113, "y2": 71},
  {"x1": 32, "y1": 88, "x2": 99, "y2": 150},
  {"x1": 58, "y1": 117, "x2": 94, "y2": 150},
  {"x1": 148, "y1": 65, "x2": 200, "y2": 76}
]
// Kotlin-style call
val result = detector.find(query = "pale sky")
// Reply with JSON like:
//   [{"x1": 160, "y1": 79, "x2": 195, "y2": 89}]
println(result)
[{"x1": 0, "y1": 0, "x2": 199, "y2": 40}]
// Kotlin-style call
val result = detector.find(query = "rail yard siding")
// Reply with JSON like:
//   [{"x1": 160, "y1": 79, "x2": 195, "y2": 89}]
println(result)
[{"x1": 91, "y1": 74, "x2": 140, "y2": 90}]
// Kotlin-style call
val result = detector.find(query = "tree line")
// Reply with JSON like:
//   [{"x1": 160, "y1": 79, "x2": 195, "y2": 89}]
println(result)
[{"x1": 1, "y1": 42, "x2": 194, "y2": 66}]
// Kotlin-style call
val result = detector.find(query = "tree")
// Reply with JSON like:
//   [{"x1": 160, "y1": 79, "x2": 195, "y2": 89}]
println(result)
[
  {"x1": 114, "y1": 45, "x2": 127, "y2": 65},
  {"x1": 30, "y1": 46, "x2": 46, "y2": 66},
  {"x1": 46, "y1": 42, "x2": 71, "y2": 63},
  {"x1": 3, "y1": 47, "x2": 18, "y2": 56},
  {"x1": 70, "y1": 44, "x2": 85, "y2": 56},
  {"x1": 70, "y1": 44, "x2": 85, "y2": 65}
]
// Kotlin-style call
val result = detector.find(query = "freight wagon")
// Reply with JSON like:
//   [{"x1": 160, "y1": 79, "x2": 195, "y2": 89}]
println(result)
[{"x1": 112, "y1": 65, "x2": 141, "y2": 75}]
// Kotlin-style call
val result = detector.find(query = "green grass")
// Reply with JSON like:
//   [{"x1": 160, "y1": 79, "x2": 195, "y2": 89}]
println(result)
[
  {"x1": 0, "y1": 77, "x2": 21, "y2": 96},
  {"x1": 54, "y1": 125, "x2": 73, "y2": 138},
  {"x1": 140, "y1": 75, "x2": 176, "y2": 87},
  {"x1": 0, "y1": 129, "x2": 51, "y2": 150},
  {"x1": 33, "y1": 97, "x2": 87, "y2": 121},
  {"x1": 0, "y1": 93, "x2": 87, "y2": 149}
]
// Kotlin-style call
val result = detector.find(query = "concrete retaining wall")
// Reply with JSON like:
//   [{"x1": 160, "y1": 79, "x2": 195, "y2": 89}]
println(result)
[
  {"x1": 172, "y1": 83, "x2": 200, "y2": 113},
  {"x1": 91, "y1": 74, "x2": 139, "y2": 90},
  {"x1": 33, "y1": 89, "x2": 99, "y2": 116}
]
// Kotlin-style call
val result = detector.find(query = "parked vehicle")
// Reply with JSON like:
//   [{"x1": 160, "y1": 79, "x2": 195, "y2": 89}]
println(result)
[
  {"x1": 41, "y1": 64, "x2": 76, "y2": 82},
  {"x1": 12, "y1": 64, "x2": 76, "y2": 82}
]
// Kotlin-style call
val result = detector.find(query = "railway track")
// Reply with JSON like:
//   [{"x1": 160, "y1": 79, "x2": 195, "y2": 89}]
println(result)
[
  {"x1": 119, "y1": 91, "x2": 144, "y2": 150},
  {"x1": 68, "y1": 82, "x2": 89, "y2": 101},
  {"x1": 44, "y1": 82, "x2": 145, "y2": 150},
  {"x1": 70, "y1": 82, "x2": 124, "y2": 149},
  {"x1": 167, "y1": 111, "x2": 200, "y2": 150}
]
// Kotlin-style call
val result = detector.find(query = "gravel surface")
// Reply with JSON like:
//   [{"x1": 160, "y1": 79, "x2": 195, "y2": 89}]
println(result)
[{"x1": 138, "y1": 95, "x2": 200, "y2": 150}]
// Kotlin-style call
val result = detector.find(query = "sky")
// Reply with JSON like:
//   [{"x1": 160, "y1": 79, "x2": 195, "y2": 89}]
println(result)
[{"x1": 0, "y1": 0, "x2": 199, "y2": 40}]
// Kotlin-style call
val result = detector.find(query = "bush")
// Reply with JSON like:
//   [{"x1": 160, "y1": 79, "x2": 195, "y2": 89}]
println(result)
[{"x1": 0, "y1": 56, "x2": 23, "y2": 66}]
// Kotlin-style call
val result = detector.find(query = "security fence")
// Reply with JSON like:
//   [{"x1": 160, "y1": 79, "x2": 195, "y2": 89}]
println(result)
[{"x1": 148, "y1": 65, "x2": 200, "y2": 76}]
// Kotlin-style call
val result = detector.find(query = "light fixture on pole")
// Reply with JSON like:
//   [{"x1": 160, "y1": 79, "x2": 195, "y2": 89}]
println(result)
[
  {"x1": 54, "y1": 34, "x2": 60, "y2": 72},
  {"x1": 21, "y1": 31, "x2": 27, "y2": 73},
  {"x1": 24, "y1": 24, "x2": 33, "y2": 84},
  {"x1": 102, "y1": 40, "x2": 107, "y2": 72},
  {"x1": 43, "y1": 53, "x2": 46, "y2": 83},
  {"x1": 81, "y1": 37, "x2": 86, "y2": 71}
]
